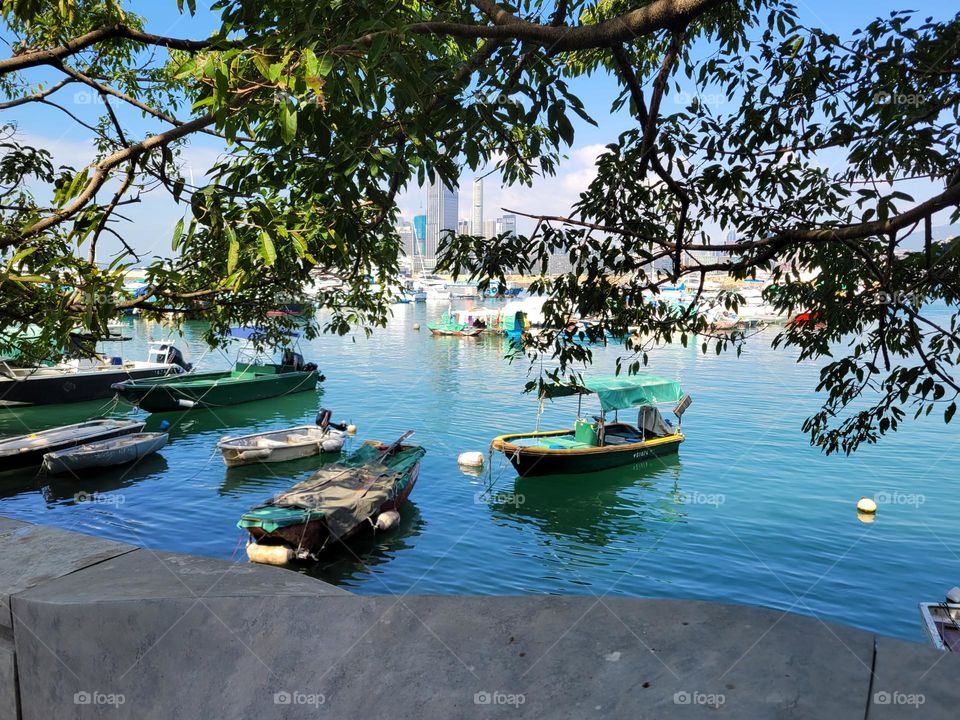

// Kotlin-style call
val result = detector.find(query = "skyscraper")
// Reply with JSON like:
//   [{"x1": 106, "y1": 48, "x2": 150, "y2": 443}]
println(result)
[
  {"x1": 413, "y1": 214, "x2": 427, "y2": 257},
  {"x1": 425, "y1": 179, "x2": 458, "y2": 261},
  {"x1": 500, "y1": 214, "x2": 516, "y2": 238},
  {"x1": 471, "y1": 178, "x2": 483, "y2": 236}
]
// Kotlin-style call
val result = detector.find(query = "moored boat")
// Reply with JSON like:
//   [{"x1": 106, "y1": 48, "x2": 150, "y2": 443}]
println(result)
[
  {"x1": 42, "y1": 432, "x2": 168, "y2": 475},
  {"x1": 239, "y1": 432, "x2": 424, "y2": 562},
  {"x1": 0, "y1": 340, "x2": 190, "y2": 406},
  {"x1": 112, "y1": 328, "x2": 322, "y2": 412},
  {"x1": 0, "y1": 418, "x2": 145, "y2": 472},
  {"x1": 491, "y1": 375, "x2": 691, "y2": 477},
  {"x1": 428, "y1": 312, "x2": 484, "y2": 337},
  {"x1": 919, "y1": 587, "x2": 960, "y2": 651},
  {"x1": 218, "y1": 410, "x2": 346, "y2": 467}
]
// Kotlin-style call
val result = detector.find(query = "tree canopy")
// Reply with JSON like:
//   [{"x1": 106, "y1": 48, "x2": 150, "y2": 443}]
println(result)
[{"x1": 0, "y1": 0, "x2": 958, "y2": 453}]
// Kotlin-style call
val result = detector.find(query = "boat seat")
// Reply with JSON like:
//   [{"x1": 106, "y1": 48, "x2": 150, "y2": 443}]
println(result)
[{"x1": 536, "y1": 437, "x2": 592, "y2": 450}]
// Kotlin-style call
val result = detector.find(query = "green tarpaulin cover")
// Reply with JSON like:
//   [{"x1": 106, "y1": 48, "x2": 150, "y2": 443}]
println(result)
[{"x1": 541, "y1": 374, "x2": 684, "y2": 412}]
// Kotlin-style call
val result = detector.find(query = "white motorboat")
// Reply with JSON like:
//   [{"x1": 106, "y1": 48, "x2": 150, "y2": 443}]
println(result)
[
  {"x1": 0, "y1": 340, "x2": 191, "y2": 406},
  {"x1": 218, "y1": 411, "x2": 346, "y2": 467}
]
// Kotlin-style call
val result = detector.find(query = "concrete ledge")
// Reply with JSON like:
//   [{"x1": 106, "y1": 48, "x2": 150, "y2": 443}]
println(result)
[
  {"x1": 0, "y1": 517, "x2": 135, "y2": 629},
  {"x1": 2, "y1": 515, "x2": 958, "y2": 719}
]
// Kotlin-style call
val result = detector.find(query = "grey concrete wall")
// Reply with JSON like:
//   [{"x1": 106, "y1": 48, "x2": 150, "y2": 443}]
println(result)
[{"x1": 2, "y1": 515, "x2": 957, "y2": 719}]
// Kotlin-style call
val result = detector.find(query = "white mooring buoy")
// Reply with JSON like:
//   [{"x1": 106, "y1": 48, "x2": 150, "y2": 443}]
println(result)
[
  {"x1": 346, "y1": 424, "x2": 357, "y2": 435},
  {"x1": 375, "y1": 510, "x2": 401, "y2": 532},
  {"x1": 413, "y1": 323, "x2": 421, "y2": 330},
  {"x1": 458, "y1": 451, "x2": 485, "y2": 468},
  {"x1": 246, "y1": 543, "x2": 294, "y2": 566}
]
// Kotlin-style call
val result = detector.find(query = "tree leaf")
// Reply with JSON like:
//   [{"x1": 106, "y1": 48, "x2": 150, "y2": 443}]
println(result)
[{"x1": 259, "y1": 232, "x2": 277, "y2": 266}]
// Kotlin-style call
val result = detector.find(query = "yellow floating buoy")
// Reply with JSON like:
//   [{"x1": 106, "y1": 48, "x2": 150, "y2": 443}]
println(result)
[
  {"x1": 856, "y1": 497, "x2": 877, "y2": 514},
  {"x1": 458, "y1": 451, "x2": 485, "y2": 468},
  {"x1": 346, "y1": 424, "x2": 357, "y2": 435},
  {"x1": 413, "y1": 323, "x2": 421, "y2": 330}
]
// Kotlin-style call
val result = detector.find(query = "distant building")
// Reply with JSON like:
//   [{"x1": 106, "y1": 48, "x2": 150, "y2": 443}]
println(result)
[
  {"x1": 500, "y1": 214, "x2": 516, "y2": 237},
  {"x1": 458, "y1": 219, "x2": 470, "y2": 235},
  {"x1": 471, "y1": 178, "x2": 483, "y2": 236},
  {"x1": 483, "y1": 218, "x2": 496, "y2": 239},
  {"x1": 397, "y1": 221, "x2": 416, "y2": 259},
  {"x1": 413, "y1": 214, "x2": 427, "y2": 257},
  {"x1": 426, "y1": 179, "x2": 458, "y2": 260}
]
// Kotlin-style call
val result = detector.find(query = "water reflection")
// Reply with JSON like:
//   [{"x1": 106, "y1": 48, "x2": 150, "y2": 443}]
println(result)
[
  {"x1": 483, "y1": 454, "x2": 685, "y2": 547},
  {"x1": 303, "y1": 501, "x2": 425, "y2": 586},
  {"x1": 0, "y1": 451, "x2": 169, "y2": 502}
]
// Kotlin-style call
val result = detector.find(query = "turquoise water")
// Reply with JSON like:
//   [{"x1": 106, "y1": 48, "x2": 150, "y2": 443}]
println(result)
[{"x1": 0, "y1": 303, "x2": 957, "y2": 643}]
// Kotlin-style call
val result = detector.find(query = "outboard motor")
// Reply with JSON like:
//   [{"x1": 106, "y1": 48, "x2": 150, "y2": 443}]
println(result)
[
  {"x1": 315, "y1": 408, "x2": 347, "y2": 432},
  {"x1": 164, "y1": 346, "x2": 193, "y2": 372}
]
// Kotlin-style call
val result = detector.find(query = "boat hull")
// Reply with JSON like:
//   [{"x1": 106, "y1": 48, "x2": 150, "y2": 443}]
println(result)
[
  {"x1": 218, "y1": 426, "x2": 345, "y2": 467},
  {"x1": 42, "y1": 432, "x2": 168, "y2": 475},
  {"x1": 0, "y1": 366, "x2": 178, "y2": 406},
  {"x1": 0, "y1": 419, "x2": 145, "y2": 472},
  {"x1": 428, "y1": 327, "x2": 483, "y2": 337},
  {"x1": 491, "y1": 432, "x2": 683, "y2": 477},
  {"x1": 115, "y1": 369, "x2": 320, "y2": 412},
  {"x1": 240, "y1": 441, "x2": 423, "y2": 560},
  {"x1": 245, "y1": 465, "x2": 419, "y2": 551}
]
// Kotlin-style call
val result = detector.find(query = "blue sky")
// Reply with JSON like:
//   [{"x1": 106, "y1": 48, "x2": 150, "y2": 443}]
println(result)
[{"x1": 2, "y1": 1, "x2": 956, "y2": 259}]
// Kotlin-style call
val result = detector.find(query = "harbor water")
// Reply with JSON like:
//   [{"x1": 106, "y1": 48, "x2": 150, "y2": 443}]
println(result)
[{"x1": 0, "y1": 302, "x2": 957, "y2": 643}]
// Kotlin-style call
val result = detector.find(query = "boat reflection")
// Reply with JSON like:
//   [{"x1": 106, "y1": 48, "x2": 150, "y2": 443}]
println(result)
[
  {"x1": 218, "y1": 451, "x2": 349, "y2": 498},
  {"x1": 302, "y1": 501, "x2": 425, "y2": 586},
  {"x1": 0, "y1": 450, "x2": 169, "y2": 502},
  {"x1": 0, "y1": 398, "x2": 136, "y2": 436},
  {"x1": 482, "y1": 454, "x2": 685, "y2": 547},
  {"x1": 43, "y1": 452, "x2": 170, "y2": 503},
  {"x1": 141, "y1": 390, "x2": 325, "y2": 438}
]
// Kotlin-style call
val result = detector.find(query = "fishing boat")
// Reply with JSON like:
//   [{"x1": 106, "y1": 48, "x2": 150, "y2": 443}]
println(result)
[
  {"x1": 428, "y1": 312, "x2": 484, "y2": 337},
  {"x1": 42, "y1": 432, "x2": 168, "y2": 475},
  {"x1": 218, "y1": 410, "x2": 346, "y2": 467},
  {"x1": 112, "y1": 328, "x2": 322, "y2": 412},
  {"x1": 0, "y1": 418, "x2": 145, "y2": 472},
  {"x1": 491, "y1": 375, "x2": 691, "y2": 477},
  {"x1": 919, "y1": 587, "x2": 960, "y2": 651},
  {"x1": 238, "y1": 432, "x2": 424, "y2": 563},
  {"x1": 0, "y1": 340, "x2": 190, "y2": 406}
]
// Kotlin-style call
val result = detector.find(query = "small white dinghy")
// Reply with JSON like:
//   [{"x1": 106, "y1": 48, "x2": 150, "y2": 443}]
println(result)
[
  {"x1": 42, "y1": 432, "x2": 168, "y2": 475},
  {"x1": 218, "y1": 409, "x2": 346, "y2": 467}
]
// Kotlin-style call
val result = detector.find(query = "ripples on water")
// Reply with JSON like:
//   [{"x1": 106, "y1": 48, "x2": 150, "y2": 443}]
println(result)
[{"x1": 0, "y1": 302, "x2": 957, "y2": 642}]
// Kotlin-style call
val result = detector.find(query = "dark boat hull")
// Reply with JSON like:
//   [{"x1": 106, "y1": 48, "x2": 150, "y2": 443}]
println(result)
[
  {"x1": 246, "y1": 463, "x2": 420, "y2": 551},
  {"x1": 493, "y1": 434, "x2": 683, "y2": 477},
  {"x1": 0, "y1": 420, "x2": 145, "y2": 472},
  {"x1": 0, "y1": 366, "x2": 177, "y2": 406}
]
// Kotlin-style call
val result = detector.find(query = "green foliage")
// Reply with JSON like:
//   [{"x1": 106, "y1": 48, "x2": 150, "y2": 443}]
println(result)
[{"x1": 0, "y1": 0, "x2": 957, "y2": 455}]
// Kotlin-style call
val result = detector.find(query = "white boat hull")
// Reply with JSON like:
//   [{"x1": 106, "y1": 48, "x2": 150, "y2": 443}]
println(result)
[{"x1": 218, "y1": 425, "x2": 345, "y2": 467}]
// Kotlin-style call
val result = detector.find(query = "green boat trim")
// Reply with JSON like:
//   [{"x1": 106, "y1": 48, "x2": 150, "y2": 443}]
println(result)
[{"x1": 238, "y1": 440, "x2": 426, "y2": 559}]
